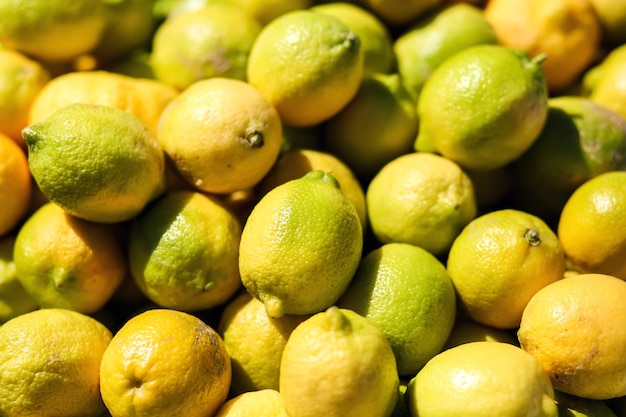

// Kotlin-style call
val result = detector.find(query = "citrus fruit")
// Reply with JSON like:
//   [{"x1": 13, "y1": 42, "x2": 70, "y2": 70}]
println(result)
[
  {"x1": 554, "y1": 390, "x2": 618, "y2": 417},
  {"x1": 280, "y1": 306, "x2": 399, "y2": 417},
  {"x1": 356, "y1": 0, "x2": 445, "y2": 26},
  {"x1": 442, "y1": 316, "x2": 518, "y2": 350},
  {"x1": 311, "y1": 2, "x2": 394, "y2": 76},
  {"x1": 484, "y1": 0, "x2": 602, "y2": 93},
  {"x1": 218, "y1": 291, "x2": 308, "y2": 396},
  {"x1": 230, "y1": 0, "x2": 314, "y2": 25},
  {"x1": 588, "y1": 0, "x2": 626, "y2": 45},
  {"x1": 100, "y1": 309, "x2": 231, "y2": 417},
  {"x1": 0, "y1": 131, "x2": 31, "y2": 236},
  {"x1": 0, "y1": 49, "x2": 50, "y2": 146},
  {"x1": 393, "y1": 2, "x2": 498, "y2": 102},
  {"x1": 0, "y1": 235, "x2": 37, "y2": 323},
  {"x1": 366, "y1": 152, "x2": 477, "y2": 256},
  {"x1": 447, "y1": 209, "x2": 565, "y2": 329},
  {"x1": 28, "y1": 70, "x2": 179, "y2": 135},
  {"x1": 406, "y1": 341, "x2": 558, "y2": 417},
  {"x1": 150, "y1": 3, "x2": 262, "y2": 90},
  {"x1": 239, "y1": 170, "x2": 363, "y2": 318},
  {"x1": 557, "y1": 171, "x2": 626, "y2": 280},
  {"x1": 13, "y1": 202, "x2": 127, "y2": 314},
  {"x1": 511, "y1": 96, "x2": 626, "y2": 222},
  {"x1": 0, "y1": 308, "x2": 112, "y2": 417},
  {"x1": 324, "y1": 72, "x2": 418, "y2": 180},
  {"x1": 338, "y1": 242, "x2": 457, "y2": 376},
  {"x1": 214, "y1": 389, "x2": 289, "y2": 417},
  {"x1": 257, "y1": 148, "x2": 368, "y2": 230},
  {"x1": 23, "y1": 103, "x2": 166, "y2": 223},
  {"x1": 157, "y1": 77, "x2": 282, "y2": 194},
  {"x1": 0, "y1": 0, "x2": 107, "y2": 62},
  {"x1": 518, "y1": 273, "x2": 626, "y2": 399},
  {"x1": 246, "y1": 9, "x2": 363, "y2": 127},
  {"x1": 583, "y1": 45, "x2": 626, "y2": 121},
  {"x1": 415, "y1": 44, "x2": 549, "y2": 170},
  {"x1": 128, "y1": 190, "x2": 242, "y2": 312}
]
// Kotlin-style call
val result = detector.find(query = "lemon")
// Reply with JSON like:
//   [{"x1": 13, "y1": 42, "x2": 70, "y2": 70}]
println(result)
[
  {"x1": 128, "y1": 190, "x2": 242, "y2": 312},
  {"x1": 257, "y1": 148, "x2": 368, "y2": 231},
  {"x1": 0, "y1": 0, "x2": 107, "y2": 62},
  {"x1": 519, "y1": 273, "x2": 626, "y2": 399},
  {"x1": 28, "y1": 70, "x2": 179, "y2": 136},
  {"x1": 557, "y1": 171, "x2": 626, "y2": 280},
  {"x1": 583, "y1": 46, "x2": 626, "y2": 121},
  {"x1": 338, "y1": 242, "x2": 457, "y2": 376},
  {"x1": 511, "y1": 96, "x2": 626, "y2": 223},
  {"x1": 554, "y1": 390, "x2": 618, "y2": 417},
  {"x1": 484, "y1": 0, "x2": 601, "y2": 93},
  {"x1": 311, "y1": 2, "x2": 394, "y2": 77},
  {"x1": 239, "y1": 170, "x2": 362, "y2": 318},
  {"x1": 366, "y1": 152, "x2": 477, "y2": 256},
  {"x1": 356, "y1": 0, "x2": 445, "y2": 26},
  {"x1": 158, "y1": 77, "x2": 282, "y2": 195},
  {"x1": 230, "y1": 0, "x2": 314, "y2": 25},
  {"x1": 588, "y1": 0, "x2": 626, "y2": 45},
  {"x1": 215, "y1": 389, "x2": 289, "y2": 417},
  {"x1": 150, "y1": 3, "x2": 261, "y2": 90},
  {"x1": 13, "y1": 202, "x2": 127, "y2": 314},
  {"x1": 246, "y1": 9, "x2": 363, "y2": 127},
  {"x1": 0, "y1": 131, "x2": 31, "y2": 236},
  {"x1": 415, "y1": 44, "x2": 549, "y2": 171},
  {"x1": 0, "y1": 49, "x2": 50, "y2": 146},
  {"x1": 407, "y1": 341, "x2": 558, "y2": 417},
  {"x1": 100, "y1": 309, "x2": 231, "y2": 417},
  {"x1": 218, "y1": 292, "x2": 308, "y2": 396},
  {"x1": 324, "y1": 73, "x2": 418, "y2": 180},
  {"x1": 442, "y1": 316, "x2": 519, "y2": 350},
  {"x1": 23, "y1": 103, "x2": 165, "y2": 223},
  {"x1": 280, "y1": 306, "x2": 399, "y2": 417},
  {"x1": 447, "y1": 209, "x2": 565, "y2": 329},
  {"x1": 0, "y1": 308, "x2": 112, "y2": 417},
  {"x1": 393, "y1": 2, "x2": 498, "y2": 102},
  {"x1": 0, "y1": 236, "x2": 37, "y2": 323}
]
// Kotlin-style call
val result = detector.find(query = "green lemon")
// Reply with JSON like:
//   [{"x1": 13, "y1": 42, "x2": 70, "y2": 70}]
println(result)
[
  {"x1": 554, "y1": 390, "x2": 617, "y2": 417},
  {"x1": 0, "y1": 235, "x2": 37, "y2": 324},
  {"x1": 22, "y1": 103, "x2": 166, "y2": 224},
  {"x1": 128, "y1": 190, "x2": 242, "y2": 312},
  {"x1": 239, "y1": 170, "x2": 363, "y2": 318},
  {"x1": 394, "y1": 2, "x2": 498, "y2": 102},
  {"x1": 415, "y1": 44, "x2": 549, "y2": 171},
  {"x1": 338, "y1": 242, "x2": 457, "y2": 376}
]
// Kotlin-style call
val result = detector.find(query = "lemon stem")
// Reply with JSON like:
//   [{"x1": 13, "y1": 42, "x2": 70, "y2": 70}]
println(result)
[
  {"x1": 245, "y1": 131, "x2": 264, "y2": 149},
  {"x1": 531, "y1": 53, "x2": 548, "y2": 66},
  {"x1": 524, "y1": 228, "x2": 541, "y2": 246}
]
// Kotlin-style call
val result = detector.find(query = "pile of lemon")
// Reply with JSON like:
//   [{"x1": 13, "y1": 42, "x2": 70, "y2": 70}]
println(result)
[{"x1": 2, "y1": 0, "x2": 626, "y2": 416}]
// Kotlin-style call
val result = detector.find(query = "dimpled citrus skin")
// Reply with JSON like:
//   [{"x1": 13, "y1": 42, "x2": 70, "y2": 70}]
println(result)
[
  {"x1": 518, "y1": 274, "x2": 626, "y2": 399},
  {"x1": 214, "y1": 389, "x2": 289, "y2": 417},
  {"x1": 239, "y1": 171, "x2": 362, "y2": 318},
  {"x1": 99, "y1": 309, "x2": 231, "y2": 417},
  {"x1": 0, "y1": 308, "x2": 112, "y2": 417}
]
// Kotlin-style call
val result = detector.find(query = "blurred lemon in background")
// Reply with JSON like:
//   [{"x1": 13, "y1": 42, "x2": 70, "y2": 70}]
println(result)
[
  {"x1": 215, "y1": 389, "x2": 289, "y2": 417},
  {"x1": 0, "y1": 236, "x2": 37, "y2": 324},
  {"x1": 0, "y1": 131, "x2": 31, "y2": 236}
]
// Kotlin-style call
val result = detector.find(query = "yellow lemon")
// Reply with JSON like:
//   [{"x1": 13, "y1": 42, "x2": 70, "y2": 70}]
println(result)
[
  {"x1": 13, "y1": 202, "x2": 127, "y2": 314},
  {"x1": 23, "y1": 103, "x2": 166, "y2": 223},
  {"x1": 484, "y1": 0, "x2": 601, "y2": 93},
  {"x1": 311, "y1": 2, "x2": 395, "y2": 76},
  {"x1": 256, "y1": 148, "x2": 367, "y2": 231},
  {"x1": 100, "y1": 308, "x2": 231, "y2": 417},
  {"x1": 518, "y1": 273, "x2": 626, "y2": 399},
  {"x1": 158, "y1": 77, "x2": 282, "y2": 194},
  {"x1": 246, "y1": 9, "x2": 363, "y2": 127},
  {"x1": 0, "y1": 235, "x2": 37, "y2": 323},
  {"x1": 415, "y1": 44, "x2": 549, "y2": 170},
  {"x1": 215, "y1": 389, "x2": 289, "y2": 417},
  {"x1": 338, "y1": 242, "x2": 457, "y2": 376},
  {"x1": 0, "y1": 308, "x2": 112, "y2": 417},
  {"x1": 28, "y1": 70, "x2": 178, "y2": 136},
  {"x1": 239, "y1": 170, "x2": 363, "y2": 318},
  {"x1": 128, "y1": 190, "x2": 242, "y2": 311},
  {"x1": 323, "y1": 72, "x2": 418, "y2": 181},
  {"x1": 218, "y1": 291, "x2": 308, "y2": 396},
  {"x1": 588, "y1": 0, "x2": 626, "y2": 45},
  {"x1": 583, "y1": 46, "x2": 626, "y2": 121},
  {"x1": 557, "y1": 171, "x2": 626, "y2": 280},
  {"x1": 280, "y1": 306, "x2": 399, "y2": 417},
  {"x1": 0, "y1": 0, "x2": 107, "y2": 62},
  {"x1": 0, "y1": 131, "x2": 31, "y2": 236},
  {"x1": 446, "y1": 209, "x2": 565, "y2": 329},
  {"x1": 393, "y1": 2, "x2": 498, "y2": 102},
  {"x1": 407, "y1": 341, "x2": 558, "y2": 417},
  {"x1": 150, "y1": 3, "x2": 261, "y2": 89},
  {"x1": 0, "y1": 49, "x2": 50, "y2": 146},
  {"x1": 356, "y1": 0, "x2": 445, "y2": 27},
  {"x1": 230, "y1": 0, "x2": 314, "y2": 25},
  {"x1": 366, "y1": 152, "x2": 477, "y2": 256}
]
